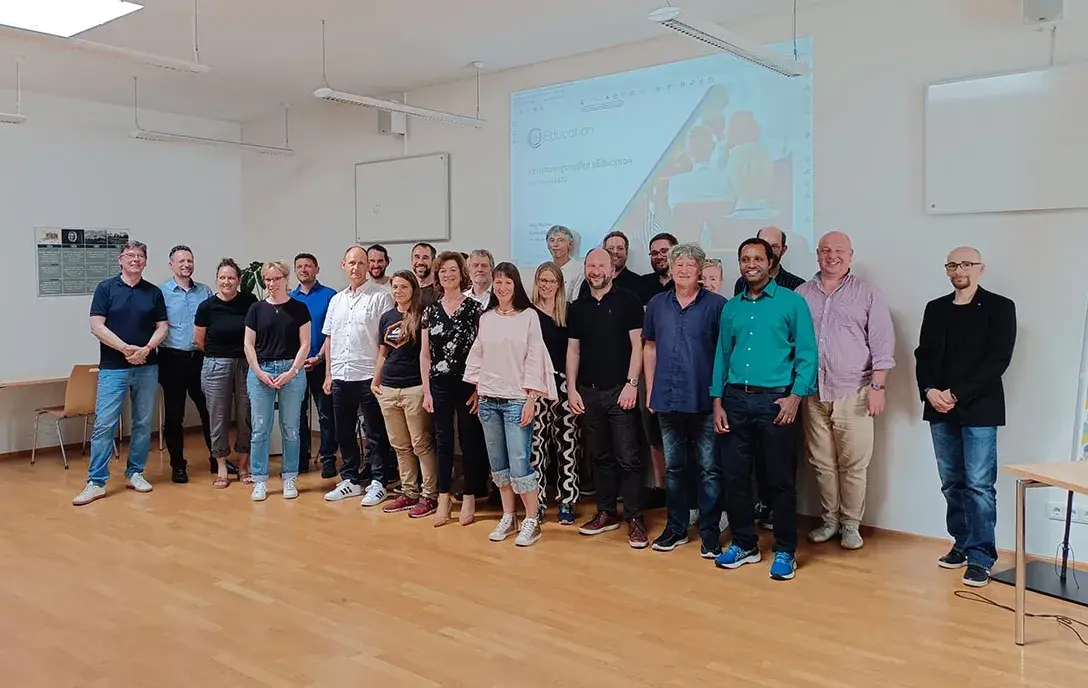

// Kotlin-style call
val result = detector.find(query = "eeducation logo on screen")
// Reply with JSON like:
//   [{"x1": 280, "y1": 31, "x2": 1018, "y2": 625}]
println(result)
[{"x1": 527, "y1": 126, "x2": 595, "y2": 148}]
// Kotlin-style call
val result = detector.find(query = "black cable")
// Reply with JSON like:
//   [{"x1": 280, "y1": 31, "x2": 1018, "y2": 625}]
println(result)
[{"x1": 954, "y1": 590, "x2": 1088, "y2": 646}]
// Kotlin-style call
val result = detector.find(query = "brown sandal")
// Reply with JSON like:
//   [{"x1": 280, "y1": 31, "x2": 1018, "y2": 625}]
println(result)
[{"x1": 212, "y1": 476, "x2": 230, "y2": 489}]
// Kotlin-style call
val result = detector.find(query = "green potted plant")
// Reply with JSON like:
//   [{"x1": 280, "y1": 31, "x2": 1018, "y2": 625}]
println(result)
[{"x1": 239, "y1": 261, "x2": 266, "y2": 298}]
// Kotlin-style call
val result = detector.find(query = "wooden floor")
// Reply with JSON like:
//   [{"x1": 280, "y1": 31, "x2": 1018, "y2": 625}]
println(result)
[{"x1": 1, "y1": 437, "x2": 1085, "y2": 688}]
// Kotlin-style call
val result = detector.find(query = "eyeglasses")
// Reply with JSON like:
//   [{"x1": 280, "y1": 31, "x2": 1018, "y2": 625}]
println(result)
[
  {"x1": 944, "y1": 261, "x2": 981, "y2": 271},
  {"x1": 537, "y1": 277, "x2": 559, "y2": 286},
  {"x1": 649, "y1": 249, "x2": 670, "y2": 257},
  {"x1": 120, "y1": 252, "x2": 146, "y2": 260}
]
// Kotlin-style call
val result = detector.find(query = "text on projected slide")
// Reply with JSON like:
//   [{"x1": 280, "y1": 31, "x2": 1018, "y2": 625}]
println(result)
[{"x1": 510, "y1": 38, "x2": 813, "y2": 270}]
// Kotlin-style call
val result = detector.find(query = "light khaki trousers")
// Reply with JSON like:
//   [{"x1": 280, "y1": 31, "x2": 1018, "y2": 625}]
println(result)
[
  {"x1": 377, "y1": 385, "x2": 437, "y2": 499},
  {"x1": 802, "y1": 387, "x2": 873, "y2": 528}
]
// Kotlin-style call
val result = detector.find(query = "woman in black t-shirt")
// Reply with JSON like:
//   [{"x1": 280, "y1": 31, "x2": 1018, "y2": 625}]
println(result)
[
  {"x1": 529, "y1": 262, "x2": 582, "y2": 526},
  {"x1": 242, "y1": 260, "x2": 311, "y2": 503},
  {"x1": 421, "y1": 251, "x2": 489, "y2": 527},
  {"x1": 194, "y1": 258, "x2": 258, "y2": 487},
  {"x1": 371, "y1": 270, "x2": 438, "y2": 518}
]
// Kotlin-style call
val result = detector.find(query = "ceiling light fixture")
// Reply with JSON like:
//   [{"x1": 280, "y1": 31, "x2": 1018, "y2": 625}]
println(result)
[
  {"x1": 311, "y1": 20, "x2": 486, "y2": 128},
  {"x1": 0, "y1": 59, "x2": 27, "y2": 124},
  {"x1": 647, "y1": 6, "x2": 809, "y2": 78},
  {"x1": 0, "y1": 0, "x2": 207, "y2": 74},
  {"x1": 128, "y1": 78, "x2": 294, "y2": 156}
]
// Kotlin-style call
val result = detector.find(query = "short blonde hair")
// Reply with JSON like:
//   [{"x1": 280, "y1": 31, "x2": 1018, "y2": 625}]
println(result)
[
  {"x1": 262, "y1": 260, "x2": 290, "y2": 279},
  {"x1": 702, "y1": 258, "x2": 723, "y2": 274}
]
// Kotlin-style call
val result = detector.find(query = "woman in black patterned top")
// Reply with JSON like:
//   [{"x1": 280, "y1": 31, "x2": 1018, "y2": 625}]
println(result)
[{"x1": 421, "y1": 251, "x2": 489, "y2": 527}]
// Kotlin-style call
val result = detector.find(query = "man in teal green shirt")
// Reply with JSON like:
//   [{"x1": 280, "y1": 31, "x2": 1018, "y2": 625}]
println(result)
[{"x1": 711, "y1": 237, "x2": 817, "y2": 581}]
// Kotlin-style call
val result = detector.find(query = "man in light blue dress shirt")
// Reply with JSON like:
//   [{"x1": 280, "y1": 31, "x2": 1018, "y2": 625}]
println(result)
[{"x1": 159, "y1": 245, "x2": 215, "y2": 484}]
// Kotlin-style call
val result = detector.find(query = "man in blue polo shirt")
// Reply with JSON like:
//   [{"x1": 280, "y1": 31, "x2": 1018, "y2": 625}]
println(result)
[
  {"x1": 159, "y1": 245, "x2": 215, "y2": 484},
  {"x1": 642, "y1": 243, "x2": 727, "y2": 558},
  {"x1": 711, "y1": 236, "x2": 817, "y2": 581},
  {"x1": 291, "y1": 252, "x2": 338, "y2": 477},
  {"x1": 73, "y1": 240, "x2": 168, "y2": 506}
]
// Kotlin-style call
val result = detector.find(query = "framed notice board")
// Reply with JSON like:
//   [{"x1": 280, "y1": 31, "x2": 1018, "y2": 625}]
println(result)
[{"x1": 36, "y1": 227, "x2": 130, "y2": 297}]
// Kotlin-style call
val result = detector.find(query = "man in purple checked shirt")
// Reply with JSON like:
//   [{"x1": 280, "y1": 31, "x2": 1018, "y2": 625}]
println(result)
[{"x1": 796, "y1": 231, "x2": 895, "y2": 551}]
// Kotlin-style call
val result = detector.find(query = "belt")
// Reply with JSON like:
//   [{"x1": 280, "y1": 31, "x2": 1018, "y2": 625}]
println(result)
[
  {"x1": 160, "y1": 347, "x2": 202, "y2": 357},
  {"x1": 726, "y1": 383, "x2": 789, "y2": 394}
]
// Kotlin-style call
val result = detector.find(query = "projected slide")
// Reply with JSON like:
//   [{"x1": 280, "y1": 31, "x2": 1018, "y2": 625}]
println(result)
[{"x1": 510, "y1": 39, "x2": 813, "y2": 270}]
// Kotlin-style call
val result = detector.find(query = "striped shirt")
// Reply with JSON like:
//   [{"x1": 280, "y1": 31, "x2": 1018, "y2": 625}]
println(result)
[{"x1": 796, "y1": 272, "x2": 895, "y2": 402}]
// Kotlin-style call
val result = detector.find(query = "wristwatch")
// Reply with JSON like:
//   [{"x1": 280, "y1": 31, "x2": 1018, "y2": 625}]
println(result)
[
  {"x1": 627, "y1": 377, "x2": 639, "y2": 388},
  {"x1": 870, "y1": 382, "x2": 885, "y2": 391}
]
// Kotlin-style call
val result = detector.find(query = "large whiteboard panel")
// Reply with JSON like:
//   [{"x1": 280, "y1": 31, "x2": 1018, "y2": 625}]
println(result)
[
  {"x1": 355, "y1": 153, "x2": 450, "y2": 244},
  {"x1": 925, "y1": 63, "x2": 1088, "y2": 215}
]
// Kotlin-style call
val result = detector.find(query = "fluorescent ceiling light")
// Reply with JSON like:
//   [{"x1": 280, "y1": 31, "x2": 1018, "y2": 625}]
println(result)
[
  {"x1": 0, "y1": 0, "x2": 143, "y2": 38},
  {"x1": 0, "y1": 112, "x2": 25, "y2": 124},
  {"x1": 130, "y1": 128, "x2": 295, "y2": 156},
  {"x1": 648, "y1": 6, "x2": 810, "y2": 78},
  {"x1": 1, "y1": 58, "x2": 25, "y2": 124},
  {"x1": 313, "y1": 87, "x2": 486, "y2": 129}
]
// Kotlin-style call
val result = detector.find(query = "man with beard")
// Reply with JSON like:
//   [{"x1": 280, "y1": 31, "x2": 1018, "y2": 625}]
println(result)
[
  {"x1": 732, "y1": 225, "x2": 805, "y2": 296},
  {"x1": 730, "y1": 225, "x2": 805, "y2": 531},
  {"x1": 578, "y1": 231, "x2": 641, "y2": 299},
  {"x1": 567, "y1": 248, "x2": 648, "y2": 548},
  {"x1": 366, "y1": 244, "x2": 392, "y2": 291},
  {"x1": 639, "y1": 232, "x2": 677, "y2": 306},
  {"x1": 914, "y1": 246, "x2": 1015, "y2": 589},
  {"x1": 465, "y1": 249, "x2": 494, "y2": 307},
  {"x1": 158, "y1": 245, "x2": 215, "y2": 484},
  {"x1": 411, "y1": 242, "x2": 438, "y2": 307},
  {"x1": 290, "y1": 253, "x2": 338, "y2": 476},
  {"x1": 713, "y1": 237, "x2": 816, "y2": 581}
]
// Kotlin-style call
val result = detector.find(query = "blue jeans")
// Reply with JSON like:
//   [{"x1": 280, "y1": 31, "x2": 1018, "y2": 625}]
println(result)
[
  {"x1": 478, "y1": 396, "x2": 538, "y2": 494},
  {"x1": 930, "y1": 423, "x2": 998, "y2": 569},
  {"x1": 247, "y1": 360, "x2": 307, "y2": 482},
  {"x1": 87, "y1": 366, "x2": 159, "y2": 486},
  {"x1": 659, "y1": 412, "x2": 721, "y2": 542}
]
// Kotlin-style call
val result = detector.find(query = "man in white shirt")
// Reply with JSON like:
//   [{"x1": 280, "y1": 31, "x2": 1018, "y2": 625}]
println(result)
[
  {"x1": 321, "y1": 245, "x2": 395, "y2": 506},
  {"x1": 547, "y1": 224, "x2": 584, "y2": 300},
  {"x1": 465, "y1": 249, "x2": 494, "y2": 307}
]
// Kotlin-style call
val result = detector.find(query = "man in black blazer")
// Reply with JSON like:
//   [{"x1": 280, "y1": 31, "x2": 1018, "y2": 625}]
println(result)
[{"x1": 914, "y1": 246, "x2": 1016, "y2": 589}]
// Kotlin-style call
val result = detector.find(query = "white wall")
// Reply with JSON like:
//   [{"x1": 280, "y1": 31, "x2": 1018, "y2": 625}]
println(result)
[
  {"x1": 242, "y1": 0, "x2": 1088, "y2": 558},
  {"x1": 0, "y1": 91, "x2": 244, "y2": 454}
]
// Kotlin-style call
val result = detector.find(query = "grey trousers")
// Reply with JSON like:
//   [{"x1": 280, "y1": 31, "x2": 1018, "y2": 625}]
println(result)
[{"x1": 200, "y1": 356, "x2": 251, "y2": 458}]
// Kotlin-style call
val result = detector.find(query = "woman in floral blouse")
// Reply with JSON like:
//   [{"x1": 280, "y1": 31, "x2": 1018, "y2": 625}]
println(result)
[{"x1": 421, "y1": 251, "x2": 490, "y2": 527}]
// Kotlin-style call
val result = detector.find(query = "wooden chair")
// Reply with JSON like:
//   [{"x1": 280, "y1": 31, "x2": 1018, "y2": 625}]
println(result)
[{"x1": 30, "y1": 365, "x2": 99, "y2": 470}]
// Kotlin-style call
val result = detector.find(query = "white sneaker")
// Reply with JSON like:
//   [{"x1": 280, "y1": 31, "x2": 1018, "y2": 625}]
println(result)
[
  {"x1": 324, "y1": 479, "x2": 362, "y2": 502},
  {"x1": 251, "y1": 481, "x2": 268, "y2": 501},
  {"x1": 360, "y1": 480, "x2": 387, "y2": 507},
  {"x1": 515, "y1": 517, "x2": 542, "y2": 547},
  {"x1": 282, "y1": 477, "x2": 299, "y2": 499},
  {"x1": 489, "y1": 513, "x2": 518, "y2": 542},
  {"x1": 126, "y1": 473, "x2": 153, "y2": 493},
  {"x1": 73, "y1": 482, "x2": 106, "y2": 506}
]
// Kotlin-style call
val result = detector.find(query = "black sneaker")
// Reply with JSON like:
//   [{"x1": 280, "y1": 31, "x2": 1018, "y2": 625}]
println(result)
[
  {"x1": 938, "y1": 548, "x2": 968, "y2": 569},
  {"x1": 171, "y1": 467, "x2": 189, "y2": 484},
  {"x1": 753, "y1": 501, "x2": 770, "y2": 523},
  {"x1": 651, "y1": 529, "x2": 689, "y2": 552},
  {"x1": 701, "y1": 539, "x2": 723, "y2": 559},
  {"x1": 761, "y1": 511, "x2": 775, "y2": 532},
  {"x1": 558, "y1": 503, "x2": 576, "y2": 525},
  {"x1": 962, "y1": 564, "x2": 990, "y2": 587},
  {"x1": 320, "y1": 462, "x2": 337, "y2": 479}
]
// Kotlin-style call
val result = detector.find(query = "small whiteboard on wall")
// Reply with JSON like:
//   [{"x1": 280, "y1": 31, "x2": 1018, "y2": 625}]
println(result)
[
  {"x1": 924, "y1": 63, "x2": 1088, "y2": 215},
  {"x1": 355, "y1": 153, "x2": 450, "y2": 244}
]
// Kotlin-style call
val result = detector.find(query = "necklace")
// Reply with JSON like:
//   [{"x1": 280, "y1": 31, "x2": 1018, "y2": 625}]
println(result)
[{"x1": 497, "y1": 306, "x2": 516, "y2": 315}]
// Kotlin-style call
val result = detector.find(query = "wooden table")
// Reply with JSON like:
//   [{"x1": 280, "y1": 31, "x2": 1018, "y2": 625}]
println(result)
[
  {"x1": 1004, "y1": 461, "x2": 1088, "y2": 645},
  {"x1": 0, "y1": 377, "x2": 69, "y2": 389}
]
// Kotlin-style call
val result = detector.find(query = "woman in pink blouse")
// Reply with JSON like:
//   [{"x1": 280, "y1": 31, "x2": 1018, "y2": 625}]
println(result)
[{"x1": 464, "y1": 262, "x2": 557, "y2": 547}]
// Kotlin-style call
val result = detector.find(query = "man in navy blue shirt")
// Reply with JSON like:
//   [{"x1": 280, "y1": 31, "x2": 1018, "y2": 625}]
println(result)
[
  {"x1": 290, "y1": 253, "x2": 339, "y2": 477},
  {"x1": 73, "y1": 241, "x2": 168, "y2": 506},
  {"x1": 643, "y1": 243, "x2": 727, "y2": 557}
]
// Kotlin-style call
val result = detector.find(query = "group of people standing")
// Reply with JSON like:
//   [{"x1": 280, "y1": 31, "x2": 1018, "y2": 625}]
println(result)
[{"x1": 69, "y1": 223, "x2": 1015, "y2": 587}]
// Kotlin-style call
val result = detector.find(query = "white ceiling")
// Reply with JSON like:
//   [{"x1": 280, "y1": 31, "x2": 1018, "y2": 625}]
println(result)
[{"x1": 0, "y1": 0, "x2": 820, "y2": 122}]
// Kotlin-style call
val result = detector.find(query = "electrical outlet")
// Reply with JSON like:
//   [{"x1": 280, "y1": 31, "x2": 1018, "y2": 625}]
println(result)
[
  {"x1": 1073, "y1": 507, "x2": 1088, "y2": 525},
  {"x1": 1048, "y1": 501, "x2": 1067, "y2": 521}
]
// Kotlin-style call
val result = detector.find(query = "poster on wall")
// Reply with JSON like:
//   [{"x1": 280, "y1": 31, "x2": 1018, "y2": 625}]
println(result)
[
  {"x1": 36, "y1": 227, "x2": 129, "y2": 297},
  {"x1": 1073, "y1": 306, "x2": 1088, "y2": 462}
]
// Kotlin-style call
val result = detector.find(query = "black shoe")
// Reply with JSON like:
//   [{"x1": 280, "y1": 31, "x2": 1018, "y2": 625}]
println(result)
[
  {"x1": 760, "y1": 511, "x2": 775, "y2": 532},
  {"x1": 320, "y1": 462, "x2": 337, "y2": 479},
  {"x1": 171, "y1": 467, "x2": 189, "y2": 484},
  {"x1": 962, "y1": 564, "x2": 990, "y2": 587},
  {"x1": 701, "y1": 538, "x2": 723, "y2": 559},
  {"x1": 938, "y1": 548, "x2": 968, "y2": 569},
  {"x1": 651, "y1": 529, "x2": 689, "y2": 552},
  {"x1": 753, "y1": 501, "x2": 770, "y2": 523}
]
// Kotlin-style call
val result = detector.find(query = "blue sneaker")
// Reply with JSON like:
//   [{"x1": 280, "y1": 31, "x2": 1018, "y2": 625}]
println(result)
[
  {"x1": 715, "y1": 543, "x2": 761, "y2": 569},
  {"x1": 558, "y1": 503, "x2": 575, "y2": 525},
  {"x1": 769, "y1": 552, "x2": 796, "y2": 581}
]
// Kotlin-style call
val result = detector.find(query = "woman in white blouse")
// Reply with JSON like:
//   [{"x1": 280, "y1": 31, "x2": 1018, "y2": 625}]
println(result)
[{"x1": 464, "y1": 262, "x2": 557, "y2": 547}]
